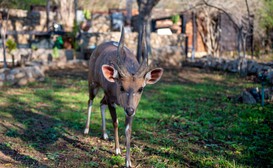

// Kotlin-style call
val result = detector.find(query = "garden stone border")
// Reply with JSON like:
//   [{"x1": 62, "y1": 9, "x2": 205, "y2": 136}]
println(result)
[
  {"x1": 185, "y1": 56, "x2": 273, "y2": 85},
  {"x1": 0, "y1": 60, "x2": 88, "y2": 87}
]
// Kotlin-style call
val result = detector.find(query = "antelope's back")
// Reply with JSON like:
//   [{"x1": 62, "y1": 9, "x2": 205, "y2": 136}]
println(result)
[{"x1": 88, "y1": 41, "x2": 140, "y2": 86}]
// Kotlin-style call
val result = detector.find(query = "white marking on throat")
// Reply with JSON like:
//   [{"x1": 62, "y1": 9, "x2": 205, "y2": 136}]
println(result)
[{"x1": 125, "y1": 124, "x2": 130, "y2": 132}]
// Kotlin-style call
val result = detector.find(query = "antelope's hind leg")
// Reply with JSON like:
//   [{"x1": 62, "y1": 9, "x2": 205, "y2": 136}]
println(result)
[{"x1": 84, "y1": 84, "x2": 99, "y2": 135}]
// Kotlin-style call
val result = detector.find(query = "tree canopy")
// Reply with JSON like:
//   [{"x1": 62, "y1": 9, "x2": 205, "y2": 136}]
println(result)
[{"x1": 260, "y1": 0, "x2": 273, "y2": 30}]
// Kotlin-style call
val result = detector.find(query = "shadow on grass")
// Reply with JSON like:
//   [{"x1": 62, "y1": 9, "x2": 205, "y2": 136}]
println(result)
[
  {"x1": 1, "y1": 67, "x2": 272, "y2": 167},
  {"x1": 0, "y1": 80, "x2": 107, "y2": 167},
  {"x1": 0, "y1": 143, "x2": 48, "y2": 168}
]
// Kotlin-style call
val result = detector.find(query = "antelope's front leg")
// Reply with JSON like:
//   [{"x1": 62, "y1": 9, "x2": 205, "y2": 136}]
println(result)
[
  {"x1": 108, "y1": 103, "x2": 121, "y2": 155},
  {"x1": 125, "y1": 116, "x2": 133, "y2": 168},
  {"x1": 100, "y1": 96, "x2": 109, "y2": 140}
]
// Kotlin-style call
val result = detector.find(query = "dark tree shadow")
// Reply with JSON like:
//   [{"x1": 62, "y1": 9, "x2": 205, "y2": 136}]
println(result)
[{"x1": 0, "y1": 143, "x2": 48, "y2": 168}]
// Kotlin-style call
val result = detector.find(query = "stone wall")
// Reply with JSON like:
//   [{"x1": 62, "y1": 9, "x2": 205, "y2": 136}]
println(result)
[
  {"x1": 0, "y1": 62, "x2": 45, "y2": 87},
  {"x1": 1, "y1": 9, "x2": 56, "y2": 45},
  {"x1": 0, "y1": 60, "x2": 88, "y2": 87},
  {"x1": 186, "y1": 56, "x2": 273, "y2": 85},
  {"x1": 83, "y1": 32, "x2": 180, "y2": 52},
  {"x1": 1, "y1": 32, "x2": 184, "y2": 68},
  {"x1": 91, "y1": 14, "x2": 111, "y2": 32},
  {"x1": 1, "y1": 9, "x2": 185, "y2": 68},
  {"x1": 82, "y1": 32, "x2": 184, "y2": 67}
]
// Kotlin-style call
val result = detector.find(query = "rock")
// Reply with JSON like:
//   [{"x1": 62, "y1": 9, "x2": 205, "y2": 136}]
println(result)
[
  {"x1": 267, "y1": 71, "x2": 273, "y2": 84},
  {"x1": 32, "y1": 66, "x2": 44, "y2": 78},
  {"x1": 81, "y1": 60, "x2": 88, "y2": 68},
  {"x1": 247, "y1": 60, "x2": 258, "y2": 74},
  {"x1": 17, "y1": 78, "x2": 28, "y2": 86},
  {"x1": 0, "y1": 68, "x2": 10, "y2": 74},
  {"x1": 15, "y1": 72, "x2": 26, "y2": 79},
  {"x1": 247, "y1": 87, "x2": 260, "y2": 102},
  {"x1": 41, "y1": 64, "x2": 50, "y2": 72},
  {"x1": 57, "y1": 61, "x2": 66, "y2": 69},
  {"x1": 242, "y1": 90, "x2": 257, "y2": 104},
  {"x1": 10, "y1": 68, "x2": 21, "y2": 75},
  {"x1": 6, "y1": 74, "x2": 15, "y2": 81},
  {"x1": 28, "y1": 77, "x2": 36, "y2": 82},
  {"x1": 25, "y1": 68, "x2": 34, "y2": 78},
  {"x1": 0, "y1": 73, "x2": 5, "y2": 81}
]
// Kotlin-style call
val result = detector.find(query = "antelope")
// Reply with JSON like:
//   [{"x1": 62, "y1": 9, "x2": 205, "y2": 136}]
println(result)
[{"x1": 84, "y1": 26, "x2": 163, "y2": 167}]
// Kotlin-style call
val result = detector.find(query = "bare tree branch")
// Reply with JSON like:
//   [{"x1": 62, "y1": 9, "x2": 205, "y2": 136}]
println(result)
[{"x1": 202, "y1": 0, "x2": 239, "y2": 30}]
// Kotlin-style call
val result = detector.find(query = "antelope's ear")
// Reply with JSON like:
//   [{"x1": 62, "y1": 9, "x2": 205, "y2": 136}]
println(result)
[
  {"x1": 145, "y1": 68, "x2": 163, "y2": 85},
  {"x1": 102, "y1": 65, "x2": 118, "y2": 83}
]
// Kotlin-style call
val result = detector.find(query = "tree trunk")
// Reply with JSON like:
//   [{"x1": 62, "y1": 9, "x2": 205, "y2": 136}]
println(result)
[
  {"x1": 126, "y1": 0, "x2": 133, "y2": 26},
  {"x1": 136, "y1": 0, "x2": 160, "y2": 63},
  {"x1": 1, "y1": 27, "x2": 8, "y2": 69},
  {"x1": 146, "y1": 19, "x2": 152, "y2": 57},
  {"x1": 74, "y1": 0, "x2": 78, "y2": 24},
  {"x1": 46, "y1": 0, "x2": 51, "y2": 31},
  {"x1": 136, "y1": 16, "x2": 144, "y2": 63},
  {"x1": 55, "y1": 0, "x2": 75, "y2": 31},
  {"x1": 1, "y1": 10, "x2": 9, "y2": 69},
  {"x1": 237, "y1": 26, "x2": 243, "y2": 57}
]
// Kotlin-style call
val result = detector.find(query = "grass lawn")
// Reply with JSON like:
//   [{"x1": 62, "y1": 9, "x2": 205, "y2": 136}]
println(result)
[{"x1": 0, "y1": 67, "x2": 272, "y2": 168}]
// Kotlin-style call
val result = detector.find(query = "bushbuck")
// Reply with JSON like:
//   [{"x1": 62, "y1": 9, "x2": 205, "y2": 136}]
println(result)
[{"x1": 84, "y1": 26, "x2": 163, "y2": 167}]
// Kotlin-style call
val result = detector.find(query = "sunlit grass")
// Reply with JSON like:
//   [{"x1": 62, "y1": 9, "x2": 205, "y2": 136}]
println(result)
[{"x1": 0, "y1": 69, "x2": 272, "y2": 167}]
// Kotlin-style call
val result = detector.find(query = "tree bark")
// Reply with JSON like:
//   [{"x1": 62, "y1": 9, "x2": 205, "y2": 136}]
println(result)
[
  {"x1": 46, "y1": 0, "x2": 51, "y2": 31},
  {"x1": 126, "y1": 0, "x2": 133, "y2": 26},
  {"x1": 54, "y1": 0, "x2": 75, "y2": 31},
  {"x1": 1, "y1": 10, "x2": 9, "y2": 69},
  {"x1": 136, "y1": 0, "x2": 160, "y2": 63},
  {"x1": 1, "y1": 26, "x2": 8, "y2": 69}
]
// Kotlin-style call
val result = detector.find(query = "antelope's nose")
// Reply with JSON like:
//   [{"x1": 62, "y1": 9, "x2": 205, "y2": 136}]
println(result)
[{"x1": 125, "y1": 107, "x2": 135, "y2": 116}]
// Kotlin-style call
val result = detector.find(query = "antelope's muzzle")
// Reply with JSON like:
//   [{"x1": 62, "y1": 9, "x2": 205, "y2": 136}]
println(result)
[{"x1": 125, "y1": 107, "x2": 135, "y2": 116}]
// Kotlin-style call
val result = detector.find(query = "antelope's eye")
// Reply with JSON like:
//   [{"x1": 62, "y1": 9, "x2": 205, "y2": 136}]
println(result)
[
  {"x1": 120, "y1": 86, "x2": 125, "y2": 92},
  {"x1": 138, "y1": 87, "x2": 143, "y2": 93}
]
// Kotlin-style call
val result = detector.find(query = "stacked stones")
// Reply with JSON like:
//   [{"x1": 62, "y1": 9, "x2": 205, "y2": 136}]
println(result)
[
  {"x1": 0, "y1": 63, "x2": 45, "y2": 87},
  {"x1": 188, "y1": 56, "x2": 273, "y2": 85},
  {"x1": 0, "y1": 60, "x2": 88, "y2": 87}
]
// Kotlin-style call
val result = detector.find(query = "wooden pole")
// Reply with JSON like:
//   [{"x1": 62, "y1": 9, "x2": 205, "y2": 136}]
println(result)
[{"x1": 191, "y1": 12, "x2": 196, "y2": 61}]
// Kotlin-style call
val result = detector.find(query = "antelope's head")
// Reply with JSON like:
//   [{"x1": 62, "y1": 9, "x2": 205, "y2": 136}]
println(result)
[{"x1": 101, "y1": 27, "x2": 163, "y2": 117}]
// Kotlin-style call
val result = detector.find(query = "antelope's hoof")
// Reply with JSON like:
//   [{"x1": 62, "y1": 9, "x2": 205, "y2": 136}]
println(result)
[
  {"x1": 84, "y1": 128, "x2": 89, "y2": 135},
  {"x1": 102, "y1": 133, "x2": 109, "y2": 140},
  {"x1": 126, "y1": 160, "x2": 132, "y2": 167},
  {"x1": 115, "y1": 148, "x2": 121, "y2": 155}
]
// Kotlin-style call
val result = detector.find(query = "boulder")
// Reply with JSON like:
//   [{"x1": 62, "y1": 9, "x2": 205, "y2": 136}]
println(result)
[
  {"x1": 242, "y1": 90, "x2": 257, "y2": 104},
  {"x1": 17, "y1": 78, "x2": 28, "y2": 86},
  {"x1": 15, "y1": 72, "x2": 26, "y2": 79}
]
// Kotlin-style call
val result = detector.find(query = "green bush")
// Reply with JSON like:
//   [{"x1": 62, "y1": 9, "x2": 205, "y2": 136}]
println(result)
[
  {"x1": 6, "y1": 39, "x2": 17, "y2": 53},
  {"x1": 171, "y1": 14, "x2": 180, "y2": 25}
]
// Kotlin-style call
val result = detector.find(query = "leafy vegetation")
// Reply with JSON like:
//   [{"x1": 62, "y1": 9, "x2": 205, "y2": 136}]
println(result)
[
  {"x1": 0, "y1": 67, "x2": 272, "y2": 167},
  {"x1": 171, "y1": 14, "x2": 180, "y2": 25},
  {"x1": 6, "y1": 39, "x2": 17, "y2": 53},
  {"x1": 0, "y1": 0, "x2": 46, "y2": 10},
  {"x1": 260, "y1": 0, "x2": 273, "y2": 30}
]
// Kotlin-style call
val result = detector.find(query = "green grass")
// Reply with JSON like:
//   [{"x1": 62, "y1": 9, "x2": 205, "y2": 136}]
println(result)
[{"x1": 0, "y1": 69, "x2": 272, "y2": 167}]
